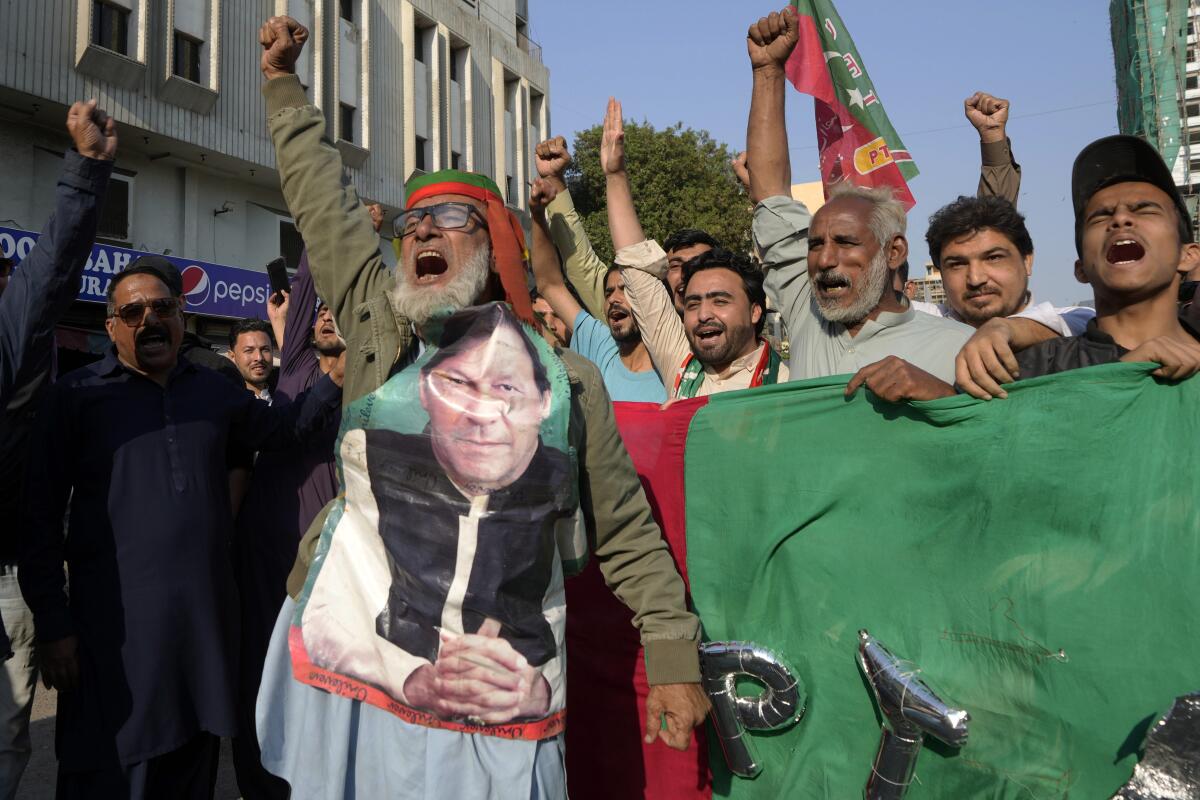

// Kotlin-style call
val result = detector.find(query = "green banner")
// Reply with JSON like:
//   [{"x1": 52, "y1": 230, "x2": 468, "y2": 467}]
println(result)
[{"x1": 686, "y1": 365, "x2": 1199, "y2": 797}]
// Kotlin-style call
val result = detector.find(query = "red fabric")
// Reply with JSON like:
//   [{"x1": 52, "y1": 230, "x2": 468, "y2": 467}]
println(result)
[
  {"x1": 565, "y1": 399, "x2": 711, "y2": 800},
  {"x1": 785, "y1": 11, "x2": 917, "y2": 209}
]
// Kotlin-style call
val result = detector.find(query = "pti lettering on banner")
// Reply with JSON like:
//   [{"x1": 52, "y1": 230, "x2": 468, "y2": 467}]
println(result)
[{"x1": 0, "y1": 226, "x2": 271, "y2": 319}]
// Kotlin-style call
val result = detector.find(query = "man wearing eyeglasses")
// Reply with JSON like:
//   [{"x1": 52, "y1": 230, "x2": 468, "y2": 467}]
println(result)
[
  {"x1": 254, "y1": 15, "x2": 707, "y2": 799},
  {"x1": 18, "y1": 260, "x2": 345, "y2": 798}
]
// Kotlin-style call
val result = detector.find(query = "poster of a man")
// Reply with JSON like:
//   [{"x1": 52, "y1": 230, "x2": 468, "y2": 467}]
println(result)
[{"x1": 295, "y1": 304, "x2": 574, "y2": 730}]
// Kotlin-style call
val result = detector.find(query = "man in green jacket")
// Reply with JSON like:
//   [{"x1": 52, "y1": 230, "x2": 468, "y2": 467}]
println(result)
[{"x1": 252, "y1": 16, "x2": 708, "y2": 799}]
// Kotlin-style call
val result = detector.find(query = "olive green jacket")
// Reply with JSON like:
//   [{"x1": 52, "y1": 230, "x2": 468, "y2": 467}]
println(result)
[{"x1": 263, "y1": 75, "x2": 701, "y2": 684}]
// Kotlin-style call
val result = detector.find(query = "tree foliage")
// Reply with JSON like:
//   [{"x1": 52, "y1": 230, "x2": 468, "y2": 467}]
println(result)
[{"x1": 565, "y1": 120, "x2": 751, "y2": 265}]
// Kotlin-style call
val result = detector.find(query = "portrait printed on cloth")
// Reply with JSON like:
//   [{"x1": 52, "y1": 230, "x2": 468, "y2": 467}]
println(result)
[{"x1": 289, "y1": 303, "x2": 579, "y2": 737}]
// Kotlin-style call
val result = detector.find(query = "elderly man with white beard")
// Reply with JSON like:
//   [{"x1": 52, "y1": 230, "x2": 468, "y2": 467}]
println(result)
[
  {"x1": 746, "y1": 9, "x2": 972, "y2": 401},
  {"x1": 251, "y1": 16, "x2": 708, "y2": 800}
]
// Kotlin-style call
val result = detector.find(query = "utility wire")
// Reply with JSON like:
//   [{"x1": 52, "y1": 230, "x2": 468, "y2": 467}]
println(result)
[{"x1": 789, "y1": 99, "x2": 1115, "y2": 151}]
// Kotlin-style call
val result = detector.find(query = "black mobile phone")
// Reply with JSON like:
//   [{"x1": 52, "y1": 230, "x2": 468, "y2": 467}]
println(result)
[{"x1": 266, "y1": 257, "x2": 291, "y2": 297}]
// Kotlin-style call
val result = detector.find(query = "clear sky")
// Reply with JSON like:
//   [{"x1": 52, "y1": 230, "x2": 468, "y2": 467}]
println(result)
[{"x1": 531, "y1": 0, "x2": 1118, "y2": 307}]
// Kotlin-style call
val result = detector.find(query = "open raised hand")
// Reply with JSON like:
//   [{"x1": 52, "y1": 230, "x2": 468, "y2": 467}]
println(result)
[
  {"x1": 600, "y1": 97, "x2": 626, "y2": 176},
  {"x1": 747, "y1": 7, "x2": 799, "y2": 73},
  {"x1": 259, "y1": 16, "x2": 309, "y2": 81}
]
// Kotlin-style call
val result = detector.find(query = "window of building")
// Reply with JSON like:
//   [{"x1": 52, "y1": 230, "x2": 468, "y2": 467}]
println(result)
[
  {"x1": 415, "y1": 27, "x2": 427, "y2": 64},
  {"x1": 506, "y1": 175, "x2": 515, "y2": 201},
  {"x1": 279, "y1": 219, "x2": 304, "y2": 272},
  {"x1": 92, "y1": 0, "x2": 130, "y2": 55},
  {"x1": 450, "y1": 49, "x2": 459, "y2": 82},
  {"x1": 97, "y1": 175, "x2": 132, "y2": 243},
  {"x1": 339, "y1": 0, "x2": 354, "y2": 23},
  {"x1": 451, "y1": 152, "x2": 461, "y2": 170},
  {"x1": 173, "y1": 31, "x2": 202, "y2": 83},
  {"x1": 339, "y1": 103, "x2": 356, "y2": 144},
  {"x1": 1189, "y1": 103, "x2": 1200, "y2": 118},
  {"x1": 1190, "y1": 75, "x2": 1199, "y2": 90},
  {"x1": 415, "y1": 136, "x2": 427, "y2": 172}
]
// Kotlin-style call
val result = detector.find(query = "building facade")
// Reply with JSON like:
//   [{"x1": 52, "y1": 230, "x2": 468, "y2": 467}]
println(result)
[
  {"x1": 1110, "y1": 0, "x2": 1195, "y2": 228},
  {"x1": 909, "y1": 261, "x2": 945, "y2": 305},
  {"x1": 0, "y1": 0, "x2": 549, "y2": 339}
]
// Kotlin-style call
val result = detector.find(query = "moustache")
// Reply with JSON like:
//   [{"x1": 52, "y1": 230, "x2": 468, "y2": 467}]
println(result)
[{"x1": 135, "y1": 325, "x2": 169, "y2": 344}]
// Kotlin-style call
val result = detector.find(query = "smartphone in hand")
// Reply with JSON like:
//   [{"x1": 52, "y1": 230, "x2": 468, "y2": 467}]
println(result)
[{"x1": 266, "y1": 257, "x2": 290, "y2": 297}]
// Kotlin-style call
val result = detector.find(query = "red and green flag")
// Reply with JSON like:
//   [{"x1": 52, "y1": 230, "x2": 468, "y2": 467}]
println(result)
[
  {"x1": 569, "y1": 367, "x2": 1200, "y2": 797},
  {"x1": 787, "y1": 0, "x2": 918, "y2": 208}
]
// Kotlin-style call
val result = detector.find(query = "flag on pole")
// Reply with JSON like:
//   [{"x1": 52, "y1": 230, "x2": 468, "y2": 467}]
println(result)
[{"x1": 787, "y1": 0, "x2": 919, "y2": 208}]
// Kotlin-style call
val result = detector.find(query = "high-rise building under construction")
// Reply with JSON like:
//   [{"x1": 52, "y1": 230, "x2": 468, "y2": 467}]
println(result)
[{"x1": 1110, "y1": 0, "x2": 1196, "y2": 230}]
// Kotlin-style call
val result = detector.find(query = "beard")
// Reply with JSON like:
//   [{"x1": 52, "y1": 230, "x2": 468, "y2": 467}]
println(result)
[
  {"x1": 389, "y1": 246, "x2": 491, "y2": 326},
  {"x1": 813, "y1": 248, "x2": 892, "y2": 324}
]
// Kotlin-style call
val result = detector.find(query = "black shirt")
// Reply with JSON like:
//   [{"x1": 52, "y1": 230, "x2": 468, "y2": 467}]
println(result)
[
  {"x1": 19, "y1": 348, "x2": 339, "y2": 769},
  {"x1": 1017, "y1": 317, "x2": 1200, "y2": 380}
]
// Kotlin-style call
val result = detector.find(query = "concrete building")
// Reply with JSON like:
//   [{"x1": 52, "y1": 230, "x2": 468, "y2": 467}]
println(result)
[
  {"x1": 1110, "y1": 0, "x2": 1195, "y2": 226},
  {"x1": 909, "y1": 261, "x2": 945, "y2": 305},
  {"x1": 0, "y1": 0, "x2": 549, "y2": 345}
]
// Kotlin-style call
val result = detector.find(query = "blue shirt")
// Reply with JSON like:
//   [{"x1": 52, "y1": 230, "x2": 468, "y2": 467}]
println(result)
[
  {"x1": 570, "y1": 310, "x2": 665, "y2": 403},
  {"x1": 20, "y1": 350, "x2": 340, "y2": 770}
]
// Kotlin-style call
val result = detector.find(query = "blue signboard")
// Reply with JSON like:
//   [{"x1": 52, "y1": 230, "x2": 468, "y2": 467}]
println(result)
[{"x1": 0, "y1": 226, "x2": 272, "y2": 320}]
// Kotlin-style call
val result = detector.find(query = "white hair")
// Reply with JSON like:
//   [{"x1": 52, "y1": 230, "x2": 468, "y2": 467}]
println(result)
[
  {"x1": 827, "y1": 182, "x2": 907, "y2": 250},
  {"x1": 389, "y1": 246, "x2": 491, "y2": 326}
]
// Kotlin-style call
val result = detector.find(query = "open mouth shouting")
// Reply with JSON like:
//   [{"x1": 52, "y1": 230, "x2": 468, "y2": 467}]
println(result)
[
  {"x1": 414, "y1": 249, "x2": 450, "y2": 283},
  {"x1": 815, "y1": 272, "x2": 853, "y2": 299},
  {"x1": 135, "y1": 327, "x2": 171, "y2": 358},
  {"x1": 1106, "y1": 238, "x2": 1146, "y2": 265},
  {"x1": 692, "y1": 322, "x2": 726, "y2": 346}
]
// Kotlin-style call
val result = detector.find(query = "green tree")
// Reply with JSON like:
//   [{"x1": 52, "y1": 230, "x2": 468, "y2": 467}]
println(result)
[{"x1": 565, "y1": 120, "x2": 751, "y2": 265}]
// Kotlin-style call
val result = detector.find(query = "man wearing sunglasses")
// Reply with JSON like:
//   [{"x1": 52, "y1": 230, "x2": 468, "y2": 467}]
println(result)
[
  {"x1": 19, "y1": 261, "x2": 345, "y2": 797},
  {"x1": 256, "y1": 15, "x2": 707, "y2": 798}
]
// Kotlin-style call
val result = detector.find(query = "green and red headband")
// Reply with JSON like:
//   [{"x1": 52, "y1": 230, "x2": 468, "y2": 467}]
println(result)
[{"x1": 402, "y1": 170, "x2": 535, "y2": 329}]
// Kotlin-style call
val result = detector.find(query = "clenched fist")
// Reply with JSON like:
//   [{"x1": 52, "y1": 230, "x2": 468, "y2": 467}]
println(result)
[
  {"x1": 529, "y1": 177, "x2": 559, "y2": 217},
  {"x1": 67, "y1": 100, "x2": 117, "y2": 161},
  {"x1": 964, "y1": 92, "x2": 1010, "y2": 144},
  {"x1": 259, "y1": 16, "x2": 309, "y2": 81},
  {"x1": 747, "y1": 8, "x2": 799, "y2": 72},
  {"x1": 534, "y1": 136, "x2": 571, "y2": 187}
]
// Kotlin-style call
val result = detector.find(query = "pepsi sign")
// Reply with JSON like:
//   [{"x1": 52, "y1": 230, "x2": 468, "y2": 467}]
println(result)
[{"x1": 0, "y1": 226, "x2": 272, "y2": 319}]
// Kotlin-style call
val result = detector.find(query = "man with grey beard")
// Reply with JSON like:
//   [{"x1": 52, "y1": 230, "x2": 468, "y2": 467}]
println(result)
[
  {"x1": 253, "y1": 15, "x2": 709, "y2": 797},
  {"x1": 745, "y1": 8, "x2": 971, "y2": 400}
]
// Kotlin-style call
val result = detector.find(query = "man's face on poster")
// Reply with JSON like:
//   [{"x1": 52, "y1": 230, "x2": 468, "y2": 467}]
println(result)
[{"x1": 420, "y1": 323, "x2": 551, "y2": 495}]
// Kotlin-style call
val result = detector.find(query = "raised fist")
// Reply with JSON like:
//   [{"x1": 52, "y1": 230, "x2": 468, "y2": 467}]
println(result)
[
  {"x1": 66, "y1": 100, "x2": 117, "y2": 161},
  {"x1": 534, "y1": 136, "x2": 571, "y2": 182},
  {"x1": 529, "y1": 177, "x2": 559, "y2": 216},
  {"x1": 600, "y1": 97, "x2": 626, "y2": 176},
  {"x1": 747, "y1": 8, "x2": 799, "y2": 72},
  {"x1": 964, "y1": 92, "x2": 1010, "y2": 144},
  {"x1": 732, "y1": 151, "x2": 752, "y2": 194},
  {"x1": 258, "y1": 16, "x2": 309, "y2": 81}
]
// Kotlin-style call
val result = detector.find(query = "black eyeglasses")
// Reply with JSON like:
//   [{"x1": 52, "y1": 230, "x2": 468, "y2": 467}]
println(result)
[
  {"x1": 393, "y1": 202, "x2": 488, "y2": 238},
  {"x1": 111, "y1": 297, "x2": 182, "y2": 327}
]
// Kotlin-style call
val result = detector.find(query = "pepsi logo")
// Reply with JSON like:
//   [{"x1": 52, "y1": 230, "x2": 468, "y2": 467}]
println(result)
[{"x1": 181, "y1": 265, "x2": 210, "y2": 306}]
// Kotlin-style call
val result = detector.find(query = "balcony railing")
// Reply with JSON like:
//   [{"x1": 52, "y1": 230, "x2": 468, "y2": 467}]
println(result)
[{"x1": 517, "y1": 30, "x2": 542, "y2": 60}]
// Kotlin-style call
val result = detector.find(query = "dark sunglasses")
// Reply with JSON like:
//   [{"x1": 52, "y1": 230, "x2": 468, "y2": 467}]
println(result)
[
  {"x1": 111, "y1": 297, "x2": 182, "y2": 327},
  {"x1": 393, "y1": 202, "x2": 487, "y2": 238}
]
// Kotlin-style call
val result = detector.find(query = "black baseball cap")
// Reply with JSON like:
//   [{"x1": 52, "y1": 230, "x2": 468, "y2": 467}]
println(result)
[
  {"x1": 125, "y1": 255, "x2": 183, "y2": 294},
  {"x1": 1071, "y1": 134, "x2": 1192, "y2": 252}
]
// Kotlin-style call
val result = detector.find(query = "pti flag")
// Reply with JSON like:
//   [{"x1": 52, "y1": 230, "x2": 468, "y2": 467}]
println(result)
[
  {"x1": 683, "y1": 365, "x2": 1200, "y2": 797},
  {"x1": 787, "y1": 1, "x2": 918, "y2": 208}
]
